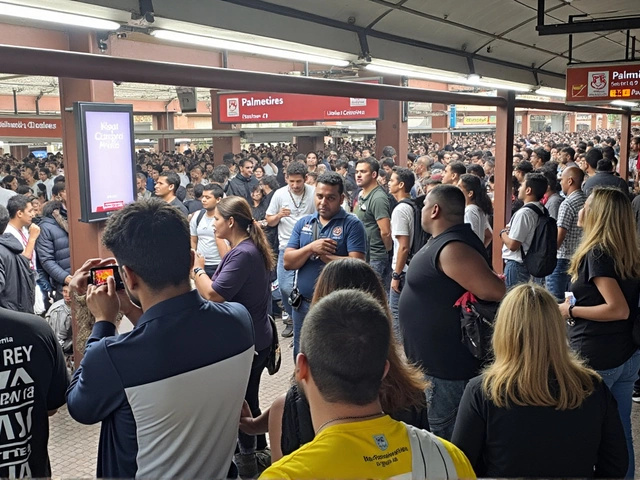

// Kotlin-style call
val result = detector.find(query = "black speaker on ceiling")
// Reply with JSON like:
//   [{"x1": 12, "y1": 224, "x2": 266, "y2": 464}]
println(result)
[{"x1": 176, "y1": 87, "x2": 198, "y2": 113}]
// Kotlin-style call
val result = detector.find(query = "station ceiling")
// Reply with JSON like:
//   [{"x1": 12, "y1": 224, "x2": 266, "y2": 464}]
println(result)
[{"x1": 1, "y1": 0, "x2": 639, "y2": 101}]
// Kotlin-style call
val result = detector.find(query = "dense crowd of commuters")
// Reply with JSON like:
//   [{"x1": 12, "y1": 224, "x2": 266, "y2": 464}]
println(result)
[{"x1": 2, "y1": 125, "x2": 640, "y2": 478}]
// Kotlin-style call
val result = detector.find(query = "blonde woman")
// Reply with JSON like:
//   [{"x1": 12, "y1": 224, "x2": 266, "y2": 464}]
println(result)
[
  {"x1": 453, "y1": 284, "x2": 626, "y2": 478},
  {"x1": 559, "y1": 187, "x2": 640, "y2": 478}
]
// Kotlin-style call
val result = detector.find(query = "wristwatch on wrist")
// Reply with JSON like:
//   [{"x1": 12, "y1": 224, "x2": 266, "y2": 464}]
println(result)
[
  {"x1": 568, "y1": 305, "x2": 575, "y2": 319},
  {"x1": 392, "y1": 272, "x2": 402, "y2": 281},
  {"x1": 193, "y1": 267, "x2": 203, "y2": 276}
]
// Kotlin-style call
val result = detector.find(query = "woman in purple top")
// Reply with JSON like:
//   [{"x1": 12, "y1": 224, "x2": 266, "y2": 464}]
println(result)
[{"x1": 193, "y1": 195, "x2": 275, "y2": 476}]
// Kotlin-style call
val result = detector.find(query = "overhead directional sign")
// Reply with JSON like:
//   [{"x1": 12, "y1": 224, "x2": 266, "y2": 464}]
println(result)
[
  {"x1": 566, "y1": 62, "x2": 640, "y2": 104},
  {"x1": 217, "y1": 81, "x2": 382, "y2": 123}
]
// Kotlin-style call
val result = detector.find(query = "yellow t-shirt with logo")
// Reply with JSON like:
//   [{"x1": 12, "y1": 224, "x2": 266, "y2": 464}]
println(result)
[{"x1": 259, "y1": 415, "x2": 475, "y2": 479}]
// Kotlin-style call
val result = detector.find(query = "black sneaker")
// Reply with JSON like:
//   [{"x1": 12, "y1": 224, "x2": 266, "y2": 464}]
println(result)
[
  {"x1": 633, "y1": 390, "x2": 640, "y2": 403},
  {"x1": 281, "y1": 323, "x2": 293, "y2": 338}
]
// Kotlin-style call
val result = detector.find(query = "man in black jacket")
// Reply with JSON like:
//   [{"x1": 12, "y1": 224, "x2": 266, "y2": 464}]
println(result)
[
  {"x1": 35, "y1": 182, "x2": 71, "y2": 296},
  {"x1": 226, "y1": 158, "x2": 259, "y2": 203},
  {"x1": 0, "y1": 204, "x2": 36, "y2": 312}
]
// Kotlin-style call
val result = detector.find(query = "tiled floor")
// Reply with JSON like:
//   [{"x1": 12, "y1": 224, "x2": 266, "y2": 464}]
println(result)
[{"x1": 48, "y1": 319, "x2": 296, "y2": 477}]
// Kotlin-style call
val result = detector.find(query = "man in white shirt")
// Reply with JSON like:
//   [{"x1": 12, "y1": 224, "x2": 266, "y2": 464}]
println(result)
[
  {"x1": 261, "y1": 153, "x2": 278, "y2": 177},
  {"x1": 37, "y1": 168, "x2": 55, "y2": 200},
  {"x1": 190, "y1": 184, "x2": 228, "y2": 277},
  {"x1": 5, "y1": 194, "x2": 43, "y2": 312},
  {"x1": 266, "y1": 162, "x2": 316, "y2": 337},
  {"x1": 388, "y1": 167, "x2": 415, "y2": 342},
  {"x1": 499, "y1": 173, "x2": 548, "y2": 288},
  {"x1": 0, "y1": 185, "x2": 17, "y2": 207}
]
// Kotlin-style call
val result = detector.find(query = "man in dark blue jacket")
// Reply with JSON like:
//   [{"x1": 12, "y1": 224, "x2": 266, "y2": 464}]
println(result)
[
  {"x1": 35, "y1": 182, "x2": 70, "y2": 295},
  {"x1": 66, "y1": 199, "x2": 255, "y2": 479}
]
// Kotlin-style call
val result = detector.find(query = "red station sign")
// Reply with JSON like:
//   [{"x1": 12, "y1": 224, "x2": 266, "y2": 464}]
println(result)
[
  {"x1": 566, "y1": 62, "x2": 640, "y2": 104},
  {"x1": 217, "y1": 88, "x2": 382, "y2": 124},
  {"x1": 0, "y1": 117, "x2": 62, "y2": 138}
]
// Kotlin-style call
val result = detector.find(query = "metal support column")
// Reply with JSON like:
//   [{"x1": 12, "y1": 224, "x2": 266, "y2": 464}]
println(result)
[{"x1": 492, "y1": 91, "x2": 516, "y2": 273}]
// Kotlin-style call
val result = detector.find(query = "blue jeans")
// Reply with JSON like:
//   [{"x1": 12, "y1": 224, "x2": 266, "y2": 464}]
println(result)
[
  {"x1": 504, "y1": 260, "x2": 530, "y2": 289},
  {"x1": 292, "y1": 299, "x2": 311, "y2": 360},
  {"x1": 277, "y1": 249, "x2": 295, "y2": 317},
  {"x1": 389, "y1": 274, "x2": 405, "y2": 344},
  {"x1": 424, "y1": 375, "x2": 469, "y2": 441},
  {"x1": 546, "y1": 258, "x2": 571, "y2": 301},
  {"x1": 597, "y1": 349, "x2": 640, "y2": 479},
  {"x1": 370, "y1": 258, "x2": 391, "y2": 294}
]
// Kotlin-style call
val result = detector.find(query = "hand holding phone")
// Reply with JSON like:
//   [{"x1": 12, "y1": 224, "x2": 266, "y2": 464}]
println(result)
[{"x1": 89, "y1": 266, "x2": 125, "y2": 290}]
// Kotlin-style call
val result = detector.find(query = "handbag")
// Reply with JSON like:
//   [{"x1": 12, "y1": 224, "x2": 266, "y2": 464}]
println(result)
[
  {"x1": 454, "y1": 291, "x2": 500, "y2": 362},
  {"x1": 266, "y1": 314, "x2": 281, "y2": 375}
]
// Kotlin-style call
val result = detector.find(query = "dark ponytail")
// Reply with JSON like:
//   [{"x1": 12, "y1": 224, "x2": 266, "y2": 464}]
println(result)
[
  {"x1": 459, "y1": 174, "x2": 493, "y2": 216},
  {"x1": 216, "y1": 196, "x2": 276, "y2": 271}
]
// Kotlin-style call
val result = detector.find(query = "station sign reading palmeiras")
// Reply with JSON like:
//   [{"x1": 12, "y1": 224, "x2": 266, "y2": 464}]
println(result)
[
  {"x1": 566, "y1": 62, "x2": 640, "y2": 104},
  {"x1": 217, "y1": 81, "x2": 382, "y2": 124}
]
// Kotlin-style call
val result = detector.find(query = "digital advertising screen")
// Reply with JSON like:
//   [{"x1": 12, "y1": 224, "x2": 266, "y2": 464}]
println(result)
[{"x1": 74, "y1": 103, "x2": 136, "y2": 223}]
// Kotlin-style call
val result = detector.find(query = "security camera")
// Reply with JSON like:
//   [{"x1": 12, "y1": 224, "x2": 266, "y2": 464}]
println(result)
[
  {"x1": 144, "y1": 11, "x2": 155, "y2": 24},
  {"x1": 347, "y1": 16, "x2": 356, "y2": 25}
]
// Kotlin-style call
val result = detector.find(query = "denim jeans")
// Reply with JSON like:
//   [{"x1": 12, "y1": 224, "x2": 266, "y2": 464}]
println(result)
[
  {"x1": 597, "y1": 349, "x2": 640, "y2": 479},
  {"x1": 424, "y1": 375, "x2": 469, "y2": 441},
  {"x1": 389, "y1": 274, "x2": 405, "y2": 344},
  {"x1": 370, "y1": 258, "x2": 391, "y2": 294},
  {"x1": 504, "y1": 260, "x2": 530, "y2": 289},
  {"x1": 277, "y1": 249, "x2": 295, "y2": 317},
  {"x1": 292, "y1": 299, "x2": 311, "y2": 360},
  {"x1": 546, "y1": 258, "x2": 571, "y2": 301}
]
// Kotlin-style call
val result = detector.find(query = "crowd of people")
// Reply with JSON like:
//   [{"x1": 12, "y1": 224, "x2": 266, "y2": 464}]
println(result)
[{"x1": 1, "y1": 125, "x2": 640, "y2": 479}]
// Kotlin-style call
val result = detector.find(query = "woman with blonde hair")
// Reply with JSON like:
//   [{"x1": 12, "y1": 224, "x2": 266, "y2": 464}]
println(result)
[
  {"x1": 453, "y1": 283, "x2": 626, "y2": 478},
  {"x1": 193, "y1": 195, "x2": 275, "y2": 477},
  {"x1": 558, "y1": 187, "x2": 640, "y2": 478},
  {"x1": 240, "y1": 258, "x2": 429, "y2": 463}
]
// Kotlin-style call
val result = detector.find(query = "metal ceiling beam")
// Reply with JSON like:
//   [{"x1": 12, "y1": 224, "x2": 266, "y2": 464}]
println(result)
[
  {"x1": 515, "y1": 99, "x2": 623, "y2": 115},
  {"x1": 536, "y1": 0, "x2": 640, "y2": 35},
  {"x1": 0, "y1": 44, "x2": 509, "y2": 107},
  {"x1": 220, "y1": 0, "x2": 566, "y2": 79}
]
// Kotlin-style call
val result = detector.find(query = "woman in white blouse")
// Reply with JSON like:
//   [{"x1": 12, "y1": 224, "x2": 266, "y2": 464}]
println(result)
[{"x1": 458, "y1": 173, "x2": 493, "y2": 246}]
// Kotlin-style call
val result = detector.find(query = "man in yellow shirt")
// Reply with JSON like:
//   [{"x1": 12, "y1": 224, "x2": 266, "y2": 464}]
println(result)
[{"x1": 260, "y1": 290, "x2": 475, "y2": 480}]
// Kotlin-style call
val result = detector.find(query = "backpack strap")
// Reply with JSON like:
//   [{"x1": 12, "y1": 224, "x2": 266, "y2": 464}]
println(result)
[
  {"x1": 196, "y1": 208, "x2": 207, "y2": 226},
  {"x1": 405, "y1": 423, "x2": 457, "y2": 479}
]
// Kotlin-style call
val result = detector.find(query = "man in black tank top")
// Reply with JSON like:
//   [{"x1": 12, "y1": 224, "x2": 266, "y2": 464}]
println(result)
[{"x1": 399, "y1": 185, "x2": 505, "y2": 441}]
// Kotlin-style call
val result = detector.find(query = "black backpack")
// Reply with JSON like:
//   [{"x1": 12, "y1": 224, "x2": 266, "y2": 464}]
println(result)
[
  {"x1": 520, "y1": 204, "x2": 557, "y2": 278},
  {"x1": 398, "y1": 195, "x2": 430, "y2": 265}
]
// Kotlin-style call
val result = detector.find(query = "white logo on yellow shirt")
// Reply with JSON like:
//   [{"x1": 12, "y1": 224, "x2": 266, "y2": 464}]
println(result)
[{"x1": 373, "y1": 434, "x2": 388, "y2": 451}]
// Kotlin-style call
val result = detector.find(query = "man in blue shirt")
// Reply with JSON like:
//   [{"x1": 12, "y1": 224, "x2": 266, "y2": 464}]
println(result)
[
  {"x1": 284, "y1": 172, "x2": 367, "y2": 357},
  {"x1": 66, "y1": 199, "x2": 254, "y2": 479}
]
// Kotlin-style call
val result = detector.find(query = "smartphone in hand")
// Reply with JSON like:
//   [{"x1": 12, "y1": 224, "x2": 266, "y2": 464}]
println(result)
[{"x1": 89, "y1": 266, "x2": 125, "y2": 290}]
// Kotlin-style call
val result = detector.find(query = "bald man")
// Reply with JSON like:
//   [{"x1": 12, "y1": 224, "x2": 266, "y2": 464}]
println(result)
[{"x1": 546, "y1": 166, "x2": 586, "y2": 300}]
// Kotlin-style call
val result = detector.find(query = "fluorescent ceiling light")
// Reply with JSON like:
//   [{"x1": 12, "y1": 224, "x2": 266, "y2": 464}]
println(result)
[
  {"x1": 366, "y1": 64, "x2": 466, "y2": 83},
  {"x1": 0, "y1": 2, "x2": 120, "y2": 30},
  {"x1": 611, "y1": 100, "x2": 638, "y2": 107},
  {"x1": 467, "y1": 74, "x2": 481, "y2": 84},
  {"x1": 366, "y1": 63, "x2": 530, "y2": 92},
  {"x1": 535, "y1": 87, "x2": 566, "y2": 98},
  {"x1": 152, "y1": 29, "x2": 350, "y2": 67}
]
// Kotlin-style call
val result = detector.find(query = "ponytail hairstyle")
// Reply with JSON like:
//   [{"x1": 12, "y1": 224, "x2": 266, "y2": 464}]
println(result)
[
  {"x1": 459, "y1": 173, "x2": 493, "y2": 216},
  {"x1": 216, "y1": 196, "x2": 276, "y2": 271}
]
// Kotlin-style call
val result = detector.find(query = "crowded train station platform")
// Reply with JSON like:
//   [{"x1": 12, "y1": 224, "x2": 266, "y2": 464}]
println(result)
[{"x1": 1, "y1": 0, "x2": 640, "y2": 478}]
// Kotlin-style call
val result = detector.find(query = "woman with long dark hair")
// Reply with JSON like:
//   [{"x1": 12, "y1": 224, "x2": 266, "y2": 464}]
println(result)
[
  {"x1": 240, "y1": 258, "x2": 429, "y2": 463},
  {"x1": 193, "y1": 195, "x2": 275, "y2": 477},
  {"x1": 559, "y1": 187, "x2": 640, "y2": 478},
  {"x1": 458, "y1": 174, "x2": 492, "y2": 246}
]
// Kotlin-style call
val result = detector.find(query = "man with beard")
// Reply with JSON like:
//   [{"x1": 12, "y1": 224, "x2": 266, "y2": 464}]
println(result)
[{"x1": 66, "y1": 200, "x2": 254, "y2": 479}]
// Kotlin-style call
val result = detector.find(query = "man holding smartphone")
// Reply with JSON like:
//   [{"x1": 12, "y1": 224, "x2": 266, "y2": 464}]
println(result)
[
  {"x1": 265, "y1": 162, "x2": 316, "y2": 338},
  {"x1": 66, "y1": 199, "x2": 255, "y2": 479}
]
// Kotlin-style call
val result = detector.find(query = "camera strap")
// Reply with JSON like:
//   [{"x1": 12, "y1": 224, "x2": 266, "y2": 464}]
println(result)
[{"x1": 292, "y1": 219, "x2": 320, "y2": 290}]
